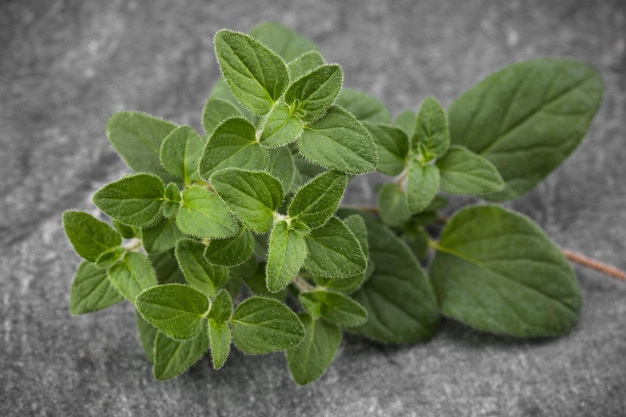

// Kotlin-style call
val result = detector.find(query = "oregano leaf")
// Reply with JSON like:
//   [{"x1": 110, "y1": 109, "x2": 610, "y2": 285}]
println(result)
[
  {"x1": 412, "y1": 96, "x2": 450, "y2": 157},
  {"x1": 436, "y1": 145, "x2": 504, "y2": 196},
  {"x1": 299, "y1": 289, "x2": 368, "y2": 326},
  {"x1": 447, "y1": 58, "x2": 603, "y2": 201},
  {"x1": 199, "y1": 117, "x2": 269, "y2": 179},
  {"x1": 377, "y1": 183, "x2": 412, "y2": 227},
  {"x1": 335, "y1": 89, "x2": 391, "y2": 123},
  {"x1": 69, "y1": 261, "x2": 123, "y2": 315},
  {"x1": 94, "y1": 246, "x2": 126, "y2": 269},
  {"x1": 287, "y1": 50, "x2": 325, "y2": 80},
  {"x1": 208, "y1": 319, "x2": 231, "y2": 370},
  {"x1": 136, "y1": 311, "x2": 158, "y2": 363},
  {"x1": 210, "y1": 168, "x2": 284, "y2": 233},
  {"x1": 208, "y1": 289, "x2": 233, "y2": 322},
  {"x1": 259, "y1": 100, "x2": 303, "y2": 147},
  {"x1": 230, "y1": 296, "x2": 305, "y2": 354},
  {"x1": 62, "y1": 211, "x2": 122, "y2": 263},
  {"x1": 298, "y1": 105, "x2": 377, "y2": 174},
  {"x1": 159, "y1": 125, "x2": 203, "y2": 185},
  {"x1": 303, "y1": 217, "x2": 366, "y2": 279},
  {"x1": 214, "y1": 29, "x2": 289, "y2": 115},
  {"x1": 249, "y1": 21, "x2": 319, "y2": 62},
  {"x1": 141, "y1": 217, "x2": 186, "y2": 254},
  {"x1": 202, "y1": 97, "x2": 243, "y2": 137},
  {"x1": 243, "y1": 262, "x2": 285, "y2": 301},
  {"x1": 288, "y1": 170, "x2": 347, "y2": 229},
  {"x1": 136, "y1": 284, "x2": 209, "y2": 340},
  {"x1": 149, "y1": 250, "x2": 186, "y2": 285},
  {"x1": 153, "y1": 328, "x2": 209, "y2": 380},
  {"x1": 92, "y1": 173, "x2": 165, "y2": 227},
  {"x1": 394, "y1": 109, "x2": 417, "y2": 137},
  {"x1": 175, "y1": 238, "x2": 229, "y2": 297},
  {"x1": 285, "y1": 64, "x2": 343, "y2": 122},
  {"x1": 106, "y1": 111, "x2": 178, "y2": 183},
  {"x1": 107, "y1": 251, "x2": 158, "y2": 304},
  {"x1": 204, "y1": 227, "x2": 255, "y2": 267},
  {"x1": 286, "y1": 314, "x2": 341, "y2": 385},
  {"x1": 267, "y1": 147, "x2": 296, "y2": 193},
  {"x1": 266, "y1": 220, "x2": 308, "y2": 292},
  {"x1": 176, "y1": 185, "x2": 239, "y2": 239},
  {"x1": 362, "y1": 122, "x2": 409, "y2": 176},
  {"x1": 406, "y1": 160, "x2": 439, "y2": 214},
  {"x1": 429, "y1": 205, "x2": 581, "y2": 337}
]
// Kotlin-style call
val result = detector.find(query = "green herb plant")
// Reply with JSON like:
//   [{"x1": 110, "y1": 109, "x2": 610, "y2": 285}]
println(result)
[{"x1": 62, "y1": 22, "x2": 606, "y2": 385}]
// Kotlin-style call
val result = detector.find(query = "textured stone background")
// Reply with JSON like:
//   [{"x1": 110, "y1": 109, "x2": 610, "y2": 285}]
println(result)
[{"x1": 1, "y1": 0, "x2": 625, "y2": 416}]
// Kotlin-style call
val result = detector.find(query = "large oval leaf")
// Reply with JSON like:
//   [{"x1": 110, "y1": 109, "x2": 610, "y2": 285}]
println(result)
[
  {"x1": 429, "y1": 205, "x2": 581, "y2": 337},
  {"x1": 448, "y1": 58, "x2": 603, "y2": 201}
]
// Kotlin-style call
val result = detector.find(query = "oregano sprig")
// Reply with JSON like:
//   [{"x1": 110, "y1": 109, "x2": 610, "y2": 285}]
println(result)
[{"x1": 62, "y1": 21, "x2": 615, "y2": 387}]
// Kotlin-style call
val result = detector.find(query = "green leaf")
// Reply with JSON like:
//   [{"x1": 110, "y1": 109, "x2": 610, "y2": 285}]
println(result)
[
  {"x1": 286, "y1": 314, "x2": 341, "y2": 385},
  {"x1": 112, "y1": 219, "x2": 137, "y2": 239},
  {"x1": 207, "y1": 77, "x2": 253, "y2": 118},
  {"x1": 162, "y1": 182, "x2": 181, "y2": 218},
  {"x1": 159, "y1": 125, "x2": 203, "y2": 185},
  {"x1": 153, "y1": 328, "x2": 209, "y2": 380},
  {"x1": 214, "y1": 29, "x2": 289, "y2": 115},
  {"x1": 259, "y1": 100, "x2": 303, "y2": 147},
  {"x1": 288, "y1": 170, "x2": 347, "y2": 229},
  {"x1": 210, "y1": 168, "x2": 283, "y2": 233},
  {"x1": 176, "y1": 185, "x2": 238, "y2": 239},
  {"x1": 299, "y1": 290, "x2": 367, "y2": 326},
  {"x1": 249, "y1": 21, "x2": 319, "y2": 62},
  {"x1": 149, "y1": 250, "x2": 186, "y2": 285},
  {"x1": 363, "y1": 122, "x2": 409, "y2": 176},
  {"x1": 267, "y1": 147, "x2": 296, "y2": 192},
  {"x1": 199, "y1": 117, "x2": 269, "y2": 178},
  {"x1": 342, "y1": 214, "x2": 369, "y2": 256},
  {"x1": 175, "y1": 239, "x2": 229, "y2": 297},
  {"x1": 208, "y1": 289, "x2": 233, "y2": 322},
  {"x1": 243, "y1": 262, "x2": 285, "y2": 300},
  {"x1": 136, "y1": 284, "x2": 209, "y2": 340},
  {"x1": 298, "y1": 105, "x2": 377, "y2": 174},
  {"x1": 106, "y1": 111, "x2": 178, "y2": 183},
  {"x1": 285, "y1": 64, "x2": 343, "y2": 122},
  {"x1": 377, "y1": 183, "x2": 411, "y2": 227},
  {"x1": 94, "y1": 246, "x2": 126, "y2": 269},
  {"x1": 350, "y1": 215, "x2": 440, "y2": 343},
  {"x1": 141, "y1": 217, "x2": 186, "y2": 254},
  {"x1": 107, "y1": 251, "x2": 158, "y2": 304},
  {"x1": 412, "y1": 96, "x2": 450, "y2": 157},
  {"x1": 69, "y1": 261, "x2": 123, "y2": 315},
  {"x1": 287, "y1": 51, "x2": 325, "y2": 80},
  {"x1": 62, "y1": 211, "x2": 122, "y2": 263},
  {"x1": 208, "y1": 319, "x2": 231, "y2": 370},
  {"x1": 266, "y1": 220, "x2": 308, "y2": 292},
  {"x1": 303, "y1": 217, "x2": 366, "y2": 279},
  {"x1": 448, "y1": 58, "x2": 604, "y2": 201},
  {"x1": 202, "y1": 97, "x2": 243, "y2": 137},
  {"x1": 204, "y1": 227, "x2": 254, "y2": 267},
  {"x1": 92, "y1": 173, "x2": 164, "y2": 227},
  {"x1": 136, "y1": 311, "x2": 158, "y2": 363},
  {"x1": 406, "y1": 161, "x2": 439, "y2": 214},
  {"x1": 429, "y1": 205, "x2": 581, "y2": 337},
  {"x1": 436, "y1": 145, "x2": 504, "y2": 195},
  {"x1": 291, "y1": 155, "x2": 326, "y2": 191},
  {"x1": 230, "y1": 296, "x2": 305, "y2": 354},
  {"x1": 336, "y1": 89, "x2": 391, "y2": 123},
  {"x1": 394, "y1": 109, "x2": 417, "y2": 137}
]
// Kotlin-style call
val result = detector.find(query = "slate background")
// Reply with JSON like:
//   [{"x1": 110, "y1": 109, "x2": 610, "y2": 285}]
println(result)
[{"x1": 1, "y1": 0, "x2": 625, "y2": 416}]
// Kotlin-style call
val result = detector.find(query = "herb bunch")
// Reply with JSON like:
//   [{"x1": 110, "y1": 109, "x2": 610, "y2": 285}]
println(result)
[{"x1": 62, "y1": 22, "x2": 604, "y2": 385}]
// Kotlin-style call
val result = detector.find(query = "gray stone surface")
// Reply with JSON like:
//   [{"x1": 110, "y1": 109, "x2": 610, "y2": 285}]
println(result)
[{"x1": 1, "y1": 0, "x2": 625, "y2": 416}]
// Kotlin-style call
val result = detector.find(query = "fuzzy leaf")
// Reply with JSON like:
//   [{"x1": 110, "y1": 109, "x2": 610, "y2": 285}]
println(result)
[
  {"x1": 406, "y1": 161, "x2": 439, "y2": 214},
  {"x1": 299, "y1": 290, "x2": 367, "y2": 326},
  {"x1": 150, "y1": 250, "x2": 186, "y2": 285},
  {"x1": 107, "y1": 251, "x2": 158, "y2": 304},
  {"x1": 285, "y1": 64, "x2": 343, "y2": 121},
  {"x1": 214, "y1": 30, "x2": 288, "y2": 115},
  {"x1": 210, "y1": 168, "x2": 283, "y2": 233},
  {"x1": 92, "y1": 173, "x2": 164, "y2": 227},
  {"x1": 259, "y1": 100, "x2": 303, "y2": 147},
  {"x1": 266, "y1": 220, "x2": 308, "y2": 292},
  {"x1": 350, "y1": 215, "x2": 440, "y2": 343},
  {"x1": 448, "y1": 58, "x2": 604, "y2": 201},
  {"x1": 159, "y1": 125, "x2": 203, "y2": 185},
  {"x1": 136, "y1": 311, "x2": 158, "y2": 363},
  {"x1": 303, "y1": 217, "x2": 366, "y2": 279},
  {"x1": 208, "y1": 289, "x2": 233, "y2": 322},
  {"x1": 199, "y1": 117, "x2": 269, "y2": 179},
  {"x1": 286, "y1": 314, "x2": 341, "y2": 385},
  {"x1": 336, "y1": 89, "x2": 391, "y2": 123},
  {"x1": 436, "y1": 145, "x2": 504, "y2": 195},
  {"x1": 230, "y1": 296, "x2": 305, "y2": 354},
  {"x1": 412, "y1": 96, "x2": 450, "y2": 157},
  {"x1": 175, "y1": 239, "x2": 229, "y2": 297},
  {"x1": 136, "y1": 284, "x2": 209, "y2": 340},
  {"x1": 106, "y1": 111, "x2": 178, "y2": 182},
  {"x1": 249, "y1": 22, "x2": 319, "y2": 61},
  {"x1": 267, "y1": 147, "x2": 296, "y2": 192},
  {"x1": 298, "y1": 106, "x2": 377, "y2": 173},
  {"x1": 363, "y1": 122, "x2": 409, "y2": 176},
  {"x1": 63, "y1": 211, "x2": 122, "y2": 263},
  {"x1": 394, "y1": 110, "x2": 417, "y2": 137},
  {"x1": 204, "y1": 227, "x2": 255, "y2": 267},
  {"x1": 287, "y1": 51, "x2": 325, "y2": 80},
  {"x1": 153, "y1": 328, "x2": 209, "y2": 380},
  {"x1": 176, "y1": 185, "x2": 238, "y2": 239},
  {"x1": 69, "y1": 261, "x2": 123, "y2": 315},
  {"x1": 288, "y1": 170, "x2": 347, "y2": 229},
  {"x1": 141, "y1": 217, "x2": 185, "y2": 254},
  {"x1": 208, "y1": 319, "x2": 231, "y2": 370},
  {"x1": 202, "y1": 97, "x2": 243, "y2": 137},
  {"x1": 377, "y1": 183, "x2": 411, "y2": 227},
  {"x1": 429, "y1": 205, "x2": 581, "y2": 337}
]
